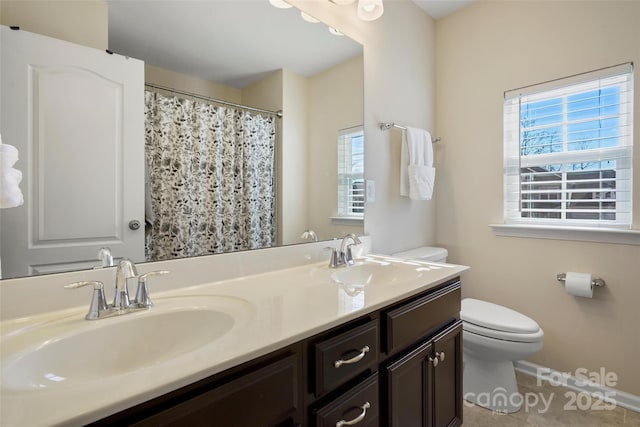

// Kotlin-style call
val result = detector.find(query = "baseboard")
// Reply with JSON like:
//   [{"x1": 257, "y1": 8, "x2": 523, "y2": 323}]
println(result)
[{"x1": 515, "y1": 360, "x2": 640, "y2": 413}]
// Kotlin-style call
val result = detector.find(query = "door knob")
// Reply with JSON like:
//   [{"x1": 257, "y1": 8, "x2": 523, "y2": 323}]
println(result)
[{"x1": 128, "y1": 219, "x2": 141, "y2": 230}]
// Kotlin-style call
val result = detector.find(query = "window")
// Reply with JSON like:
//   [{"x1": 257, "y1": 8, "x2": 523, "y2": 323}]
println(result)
[
  {"x1": 504, "y1": 63, "x2": 634, "y2": 229},
  {"x1": 337, "y1": 126, "x2": 364, "y2": 219}
]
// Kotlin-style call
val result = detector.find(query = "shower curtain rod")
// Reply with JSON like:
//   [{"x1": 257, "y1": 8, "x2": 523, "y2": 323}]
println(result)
[{"x1": 144, "y1": 83, "x2": 283, "y2": 118}]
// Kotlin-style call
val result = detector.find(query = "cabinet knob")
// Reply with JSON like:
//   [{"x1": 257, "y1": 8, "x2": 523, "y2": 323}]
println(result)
[
  {"x1": 336, "y1": 401, "x2": 371, "y2": 427},
  {"x1": 334, "y1": 346, "x2": 370, "y2": 368},
  {"x1": 429, "y1": 351, "x2": 446, "y2": 367},
  {"x1": 429, "y1": 355, "x2": 439, "y2": 367}
]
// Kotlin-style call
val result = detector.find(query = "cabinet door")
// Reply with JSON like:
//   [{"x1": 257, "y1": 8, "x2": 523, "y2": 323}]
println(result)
[
  {"x1": 131, "y1": 354, "x2": 300, "y2": 427},
  {"x1": 385, "y1": 340, "x2": 433, "y2": 427},
  {"x1": 432, "y1": 321, "x2": 463, "y2": 427}
]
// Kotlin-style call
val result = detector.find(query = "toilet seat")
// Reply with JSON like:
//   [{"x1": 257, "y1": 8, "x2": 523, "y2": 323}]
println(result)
[
  {"x1": 461, "y1": 298, "x2": 543, "y2": 343},
  {"x1": 463, "y1": 321, "x2": 544, "y2": 343}
]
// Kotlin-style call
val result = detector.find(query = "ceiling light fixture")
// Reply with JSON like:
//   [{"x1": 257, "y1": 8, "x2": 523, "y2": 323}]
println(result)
[
  {"x1": 300, "y1": 11, "x2": 320, "y2": 23},
  {"x1": 357, "y1": 0, "x2": 384, "y2": 21},
  {"x1": 269, "y1": 0, "x2": 292, "y2": 9},
  {"x1": 328, "y1": 27, "x2": 344, "y2": 36}
]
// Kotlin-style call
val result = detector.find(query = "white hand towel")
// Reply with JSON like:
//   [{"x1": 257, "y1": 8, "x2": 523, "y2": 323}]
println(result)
[
  {"x1": 400, "y1": 127, "x2": 435, "y2": 200},
  {"x1": 408, "y1": 165, "x2": 435, "y2": 200},
  {"x1": 0, "y1": 142, "x2": 25, "y2": 208},
  {"x1": 1, "y1": 168, "x2": 24, "y2": 208},
  {"x1": 0, "y1": 143, "x2": 19, "y2": 168}
]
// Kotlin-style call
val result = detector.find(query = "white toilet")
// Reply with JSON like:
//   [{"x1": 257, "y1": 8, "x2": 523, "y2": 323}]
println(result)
[
  {"x1": 392, "y1": 246, "x2": 449, "y2": 263},
  {"x1": 461, "y1": 298, "x2": 543, "y2": 413},
  {"x1": 391, "y1": 247, "x2": 544, "y2": 414}
]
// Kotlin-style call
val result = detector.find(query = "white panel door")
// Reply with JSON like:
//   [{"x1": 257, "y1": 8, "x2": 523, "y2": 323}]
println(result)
[{"x1": 0, "y1": 26, "x2": 145, "y2": 278}]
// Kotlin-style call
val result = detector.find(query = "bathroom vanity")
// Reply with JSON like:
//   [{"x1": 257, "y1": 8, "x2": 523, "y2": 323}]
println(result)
[{"x1": 0, "y1": 253, "x2": 468, "y2": 426}]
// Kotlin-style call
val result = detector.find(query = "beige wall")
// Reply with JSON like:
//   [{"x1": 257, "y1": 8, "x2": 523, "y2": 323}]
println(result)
[
  {"x1": 280, "y1": 70, "x2": 310, "y2": 245},
  {"x1": 0, "y1": 0, "x2": 108, "y2": 50},
  {"x1": 436, "y1": 1, "x2": 640, "y2": 394},
  {"x1": 308, "y1": 55, "x2": 364, "y2": 241},
  {"x1": 145, "y1": 64, "x2": 242, "y2": 104}
]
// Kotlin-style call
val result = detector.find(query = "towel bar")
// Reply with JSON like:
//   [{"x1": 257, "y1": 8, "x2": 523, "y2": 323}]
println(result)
[{"x1": 379, "y1": 122, "x2": 441, "y2": 143}]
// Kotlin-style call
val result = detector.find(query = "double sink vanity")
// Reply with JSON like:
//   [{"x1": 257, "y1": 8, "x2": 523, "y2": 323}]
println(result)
[{"x1": 0, "y1": 242, "x2": 468, "y2": 426}]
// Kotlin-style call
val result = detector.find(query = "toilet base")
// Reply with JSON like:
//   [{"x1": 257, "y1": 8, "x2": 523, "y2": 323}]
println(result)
[{"x1": 463, "y1": 356, "x2": 522, "y2": 413}]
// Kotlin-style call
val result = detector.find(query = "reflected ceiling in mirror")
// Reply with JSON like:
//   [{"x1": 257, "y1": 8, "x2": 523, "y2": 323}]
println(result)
[{"x1": 107, "y1": 1, "x2": 362, "y2": 89}]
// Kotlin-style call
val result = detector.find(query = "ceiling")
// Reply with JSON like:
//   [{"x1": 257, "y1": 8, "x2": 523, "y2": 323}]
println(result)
[{"x1": 412, "y1": 0, "x2": 476, "y2": 20}]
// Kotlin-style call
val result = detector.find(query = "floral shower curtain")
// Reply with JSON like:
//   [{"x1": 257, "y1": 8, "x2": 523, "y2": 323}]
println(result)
[{"x1": 144, "y1": 90, "x2": 276, "y2": 261}]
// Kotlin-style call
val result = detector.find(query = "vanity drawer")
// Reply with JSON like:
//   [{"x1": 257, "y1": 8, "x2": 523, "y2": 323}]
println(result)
[
  {"x1": 383, "y1": 281, "x2": 461, "y2": 355},
  {"x1": 314, "y1": 319, "x2": 378, "y2": 396},
  {"x1": 314, "y1": 373, "x2": 379, "y2": 427}
]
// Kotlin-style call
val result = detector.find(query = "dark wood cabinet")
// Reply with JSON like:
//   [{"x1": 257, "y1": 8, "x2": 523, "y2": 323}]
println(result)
[
  {"x1": 385, "y1": 339, "x2": 434, "y2": 426},
  {"x1": 92, "y1": 278, "x2": 462, "y2": 427},
  {"x1": 130, "y1": 353, "x2": 301, "y2": 427},
  {"x1": 432, "y1": 322, "x2": 463, "y2": 427},
  {"x1": 385, "y1": 321, "x2": 463, "y2": 427}
]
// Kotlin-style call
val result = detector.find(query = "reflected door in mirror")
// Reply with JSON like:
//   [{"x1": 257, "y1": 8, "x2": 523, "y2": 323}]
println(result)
[{"x1": 0, "y1": 26, "x2": 145, "y2": 279}]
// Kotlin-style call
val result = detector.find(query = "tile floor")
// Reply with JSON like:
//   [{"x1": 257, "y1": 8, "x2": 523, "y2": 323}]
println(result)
[{"x1": 463, "y1": 372, "x2": 640, "y2": 426}]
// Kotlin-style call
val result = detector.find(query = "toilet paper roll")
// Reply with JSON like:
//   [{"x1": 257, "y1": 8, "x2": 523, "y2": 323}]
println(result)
[{"x1": 565, "y1": 272, "x2": 593, "y2": 298}]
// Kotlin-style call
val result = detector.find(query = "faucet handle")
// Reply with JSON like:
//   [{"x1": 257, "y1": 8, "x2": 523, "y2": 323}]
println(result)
[
  {"x1": 344, "y1": 244, "x2": 358, "y2": 266},
  {"x1": 134, "y1": 270, "x2": 169, "y2": 309},
  {"x1": 114, "y1": 259, "x2": 138, "y2": 310},
  {"x1": 64, "y1": 281, "x2": 109, "y2": 320},
  {"x1": 325, "y1": 247, "x2": 343, "y2": 268}
]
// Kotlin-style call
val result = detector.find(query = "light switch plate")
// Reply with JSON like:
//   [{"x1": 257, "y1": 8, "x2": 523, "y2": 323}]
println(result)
[{"x1": 366, "y1": 180, "x2": 375, "y2": 203}]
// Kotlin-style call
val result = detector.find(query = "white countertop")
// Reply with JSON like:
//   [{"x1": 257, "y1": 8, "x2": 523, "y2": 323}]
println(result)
[{"x1": 0, "y1": 254, "x2": 468, "y2": 426}]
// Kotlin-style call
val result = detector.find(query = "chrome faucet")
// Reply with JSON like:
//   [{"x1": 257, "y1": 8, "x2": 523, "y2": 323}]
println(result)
[
  {"x1": 97, "y1": 247, "x2": 114, "y2": 267},
  {"x1": 340, "y1": 233, "x2": 362, "y2": 266},
  {"x1": 328, "y1": 234, "x2": 362, "y2": 268},
  {"x1": 113, "y1": 259, "x2": 138, "y2": 310},
  {"x1": 65, "y1": 259, "x2": 169, "y2": 320},
  {"x1": 300, "y1": 229, "x2": 318, "y2": 242}
]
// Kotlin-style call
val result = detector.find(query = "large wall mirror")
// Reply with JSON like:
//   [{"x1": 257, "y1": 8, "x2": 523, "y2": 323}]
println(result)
[{"x1": 0, "y1": 1, "x2": 364, "y2": 280}]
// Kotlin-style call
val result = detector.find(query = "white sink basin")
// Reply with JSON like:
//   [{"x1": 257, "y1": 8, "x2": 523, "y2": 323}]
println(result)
[
  {"x1": 2, "y1": 297, "x2": 247, "y2": 391},
  {"x1": 329, "y1": 261, "x2": 423, "y2": 287}
]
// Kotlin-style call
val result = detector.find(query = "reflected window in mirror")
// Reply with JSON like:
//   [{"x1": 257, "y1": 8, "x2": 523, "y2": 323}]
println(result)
[{"x1": 337, "y1": 126, "x2": 364, "y2": 220}]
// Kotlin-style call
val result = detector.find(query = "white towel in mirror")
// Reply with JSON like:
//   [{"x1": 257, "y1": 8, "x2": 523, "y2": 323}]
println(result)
[{"x1": 0, "y1": 141, "x2": 25, "y2": 209}]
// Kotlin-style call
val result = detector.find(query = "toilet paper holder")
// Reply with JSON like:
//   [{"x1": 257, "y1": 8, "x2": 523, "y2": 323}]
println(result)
[{"x1": 556, "y1": 273, "x2": 606, "y2": 287}]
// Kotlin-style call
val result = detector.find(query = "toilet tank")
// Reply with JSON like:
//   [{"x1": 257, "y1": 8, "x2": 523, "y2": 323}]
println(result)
[{"x1": 391, "y1": 246, "x2": 448, "y2": 263}]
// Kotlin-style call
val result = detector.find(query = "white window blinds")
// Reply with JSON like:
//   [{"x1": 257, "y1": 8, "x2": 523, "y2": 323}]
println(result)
[
  {"x1": 337, "y1": 126, "x2": 364, "y2": 218},
  {"x1": 504, "y1": 63, "x2": 634, "y2": 228}
]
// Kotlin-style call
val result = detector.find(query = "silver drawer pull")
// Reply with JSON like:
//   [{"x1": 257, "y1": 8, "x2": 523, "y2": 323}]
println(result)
[
  {"x1": 336, "y1": 401, "x2": 371, "y2": 427},
  {"x1": 334, "y1": 346, "x2": 370, "y2": 368}
]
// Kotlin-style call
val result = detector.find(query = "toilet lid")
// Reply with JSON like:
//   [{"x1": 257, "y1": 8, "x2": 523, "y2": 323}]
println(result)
[
  {"x1": 461, "y1": 298, "x2": 540, "y2": 334},
  {"x1": 463, "y1": 321, "x2": 544, "y2": 343}
]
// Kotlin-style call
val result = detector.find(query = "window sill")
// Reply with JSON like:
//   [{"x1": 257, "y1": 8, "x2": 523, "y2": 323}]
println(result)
[
  {"x1": 489, "y1": 223, "x2": 640, "y2": 246},
  {"x1": 330, "y1": 216, "x2": 364, "y2": 226}
]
